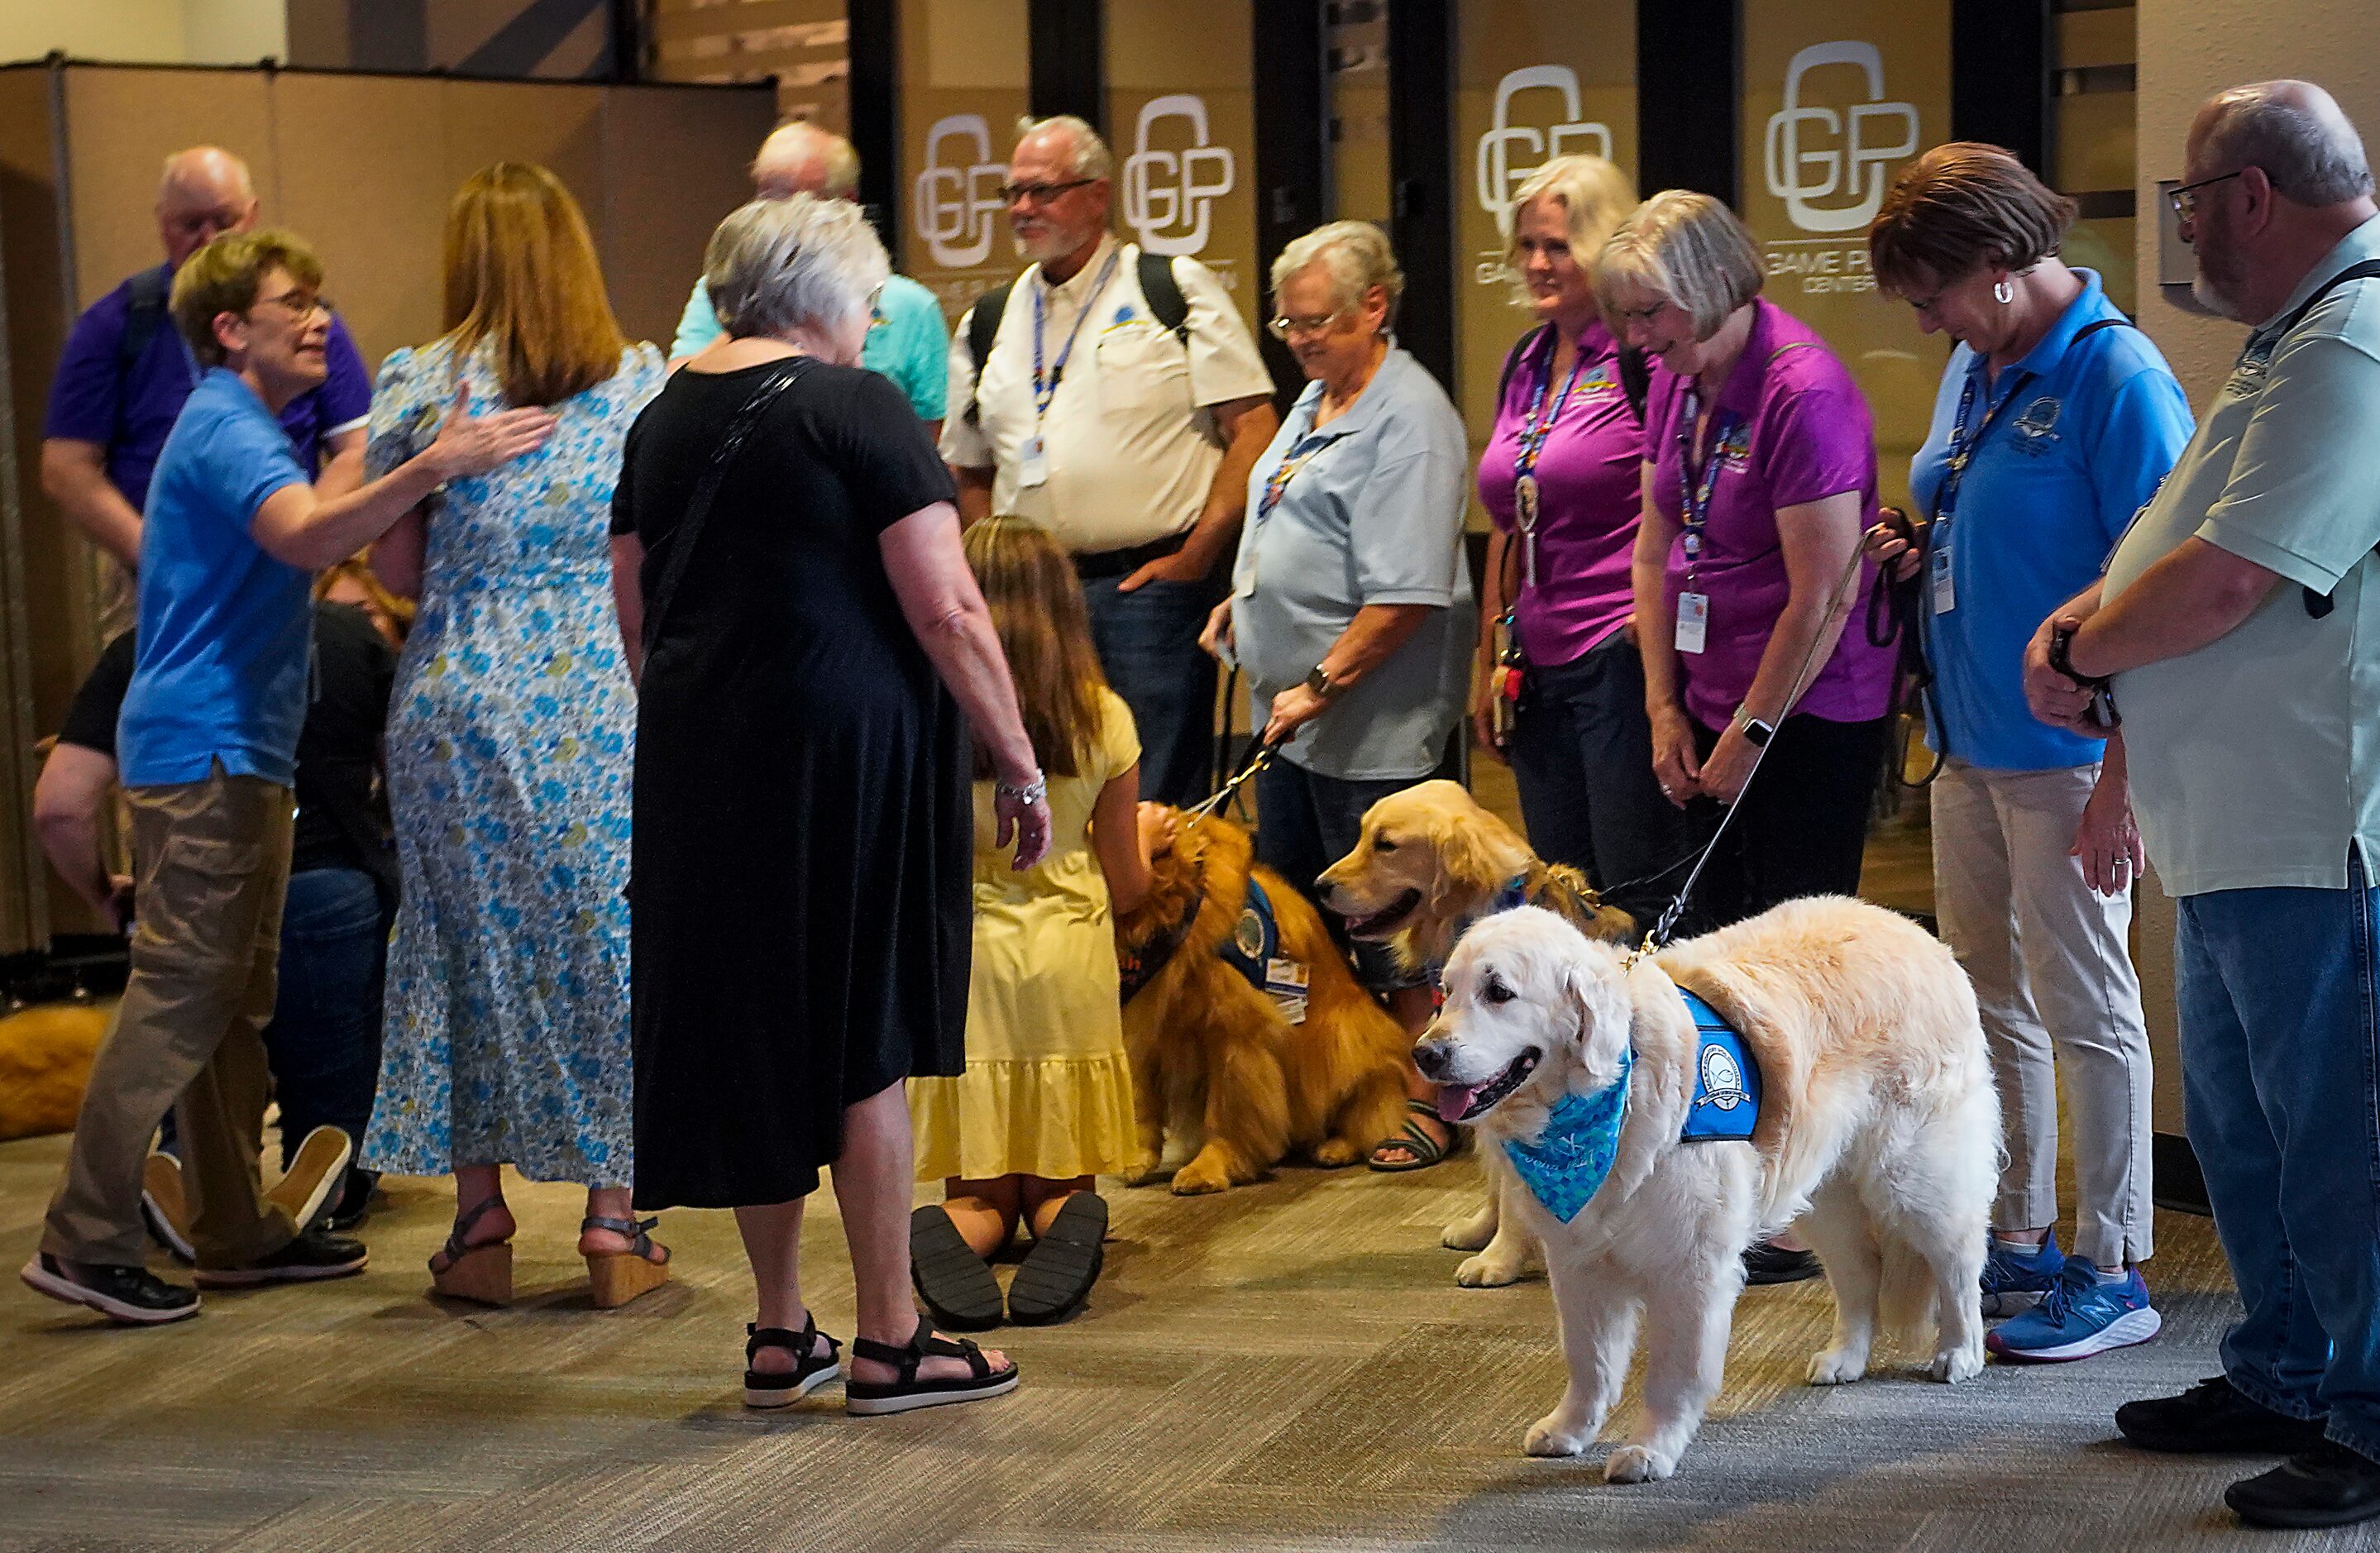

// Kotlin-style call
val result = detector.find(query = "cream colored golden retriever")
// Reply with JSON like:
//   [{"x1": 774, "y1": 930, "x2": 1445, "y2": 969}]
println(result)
[
  {"x1": 1115, "y1": 810, "x2": 1412, "y2": 1194},
  {"x1": 1316, "y1": 780, "x2": 1637, "y2": 1286},
  {"x1": 1418, "y1": 900, "x2": 1995, "y2": 1483}
]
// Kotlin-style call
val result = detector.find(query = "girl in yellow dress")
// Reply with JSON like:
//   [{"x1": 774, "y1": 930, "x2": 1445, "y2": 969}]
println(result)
[{"x1": 907, "y1": 516, "x2": 1174, "y2": 1327}]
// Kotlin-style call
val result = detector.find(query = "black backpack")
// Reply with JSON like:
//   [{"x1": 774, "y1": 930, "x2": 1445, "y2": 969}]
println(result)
[
  {"x1": 1494, "y1": 322, "x2": 1650, "y2": 424},
  {"x1": 962, "y1": 248, "x2": 1190, "y2": 426}
]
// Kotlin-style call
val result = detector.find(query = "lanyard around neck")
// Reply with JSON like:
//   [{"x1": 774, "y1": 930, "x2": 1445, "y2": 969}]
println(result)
[
  {"x1": 1675, "y1": 385, "x2": 1736, "y2": 578},
  {"x1": 1513, "y1": 335, "x2": 1592, "y2": 485},
  {"x1": 1257, "y1": 422, "x2": 1336, "y2": 522},
  {"x1": 1934, "y1": 363, "x2": 2035, "y2": 520},
  {"x1": 1031, "y1": 246, "x2": 1121, "y2": 420}
]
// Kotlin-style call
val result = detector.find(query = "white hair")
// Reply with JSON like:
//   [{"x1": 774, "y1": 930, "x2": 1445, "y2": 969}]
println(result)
[
  {"x1": 2202, "y1": 81, "x2": 2373, "y2": 205},
  {"x1": 704, "y1": 194, "x2": 890, "y2": 339},
  {"x1": 1270, "y1": 219, "x2": 1406, "y2": 323},
  {"x1": 1014, "y1": 115, "x2": 1113, "y2": 181}
]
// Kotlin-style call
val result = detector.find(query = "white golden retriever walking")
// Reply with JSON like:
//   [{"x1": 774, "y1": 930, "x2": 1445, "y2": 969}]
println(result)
[{"x1": 1415, "y1": 899, "x2": 1997, "y2": 1482}]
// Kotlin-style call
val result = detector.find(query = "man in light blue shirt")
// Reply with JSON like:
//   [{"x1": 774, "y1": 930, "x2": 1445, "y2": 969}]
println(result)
[
  {"x1": 671, "y1": 122, "x2": 949, "y2": 428},
  {"x1": 2025, "y1": 81, "x2": 2380, "y2": 1530}
]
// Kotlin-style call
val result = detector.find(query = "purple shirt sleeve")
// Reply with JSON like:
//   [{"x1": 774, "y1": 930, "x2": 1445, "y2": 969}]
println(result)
[
  {"x1": 43, "y1": 284, "x2": 133, "y2": 444},
  {"x1": 1756, "y1": 386, "x2": 1875, "y2": 511},
  {"x1": 314, "y1": 316, "x2": 372, "y2": 437}
]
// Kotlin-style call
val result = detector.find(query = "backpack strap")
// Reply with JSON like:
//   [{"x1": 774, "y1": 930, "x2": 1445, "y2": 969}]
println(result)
[
  {"x1": 2272, "y1": 260, "x2": 2380, "y2": 619},
  {"x1": 962, "y1": 280, "x2": 1016, "y2": 428},
  {"x1": 1616, "y1": 345, "x2": 1651, "y2": 423},
  {"x1": 1494, "y1": 323, "x2": 1554, "y2": 413},
  {"x1": 1135, "y1": 249, "x2": 1191, "y2": 344},
  {"x1": 115, "y1": 264, "x2": 174, "y2": 431}
]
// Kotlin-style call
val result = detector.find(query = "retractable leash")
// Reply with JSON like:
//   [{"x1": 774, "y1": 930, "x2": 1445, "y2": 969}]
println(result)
[{"x1": 1627, "y1": 542, "x2": 1875, "y2": 963}]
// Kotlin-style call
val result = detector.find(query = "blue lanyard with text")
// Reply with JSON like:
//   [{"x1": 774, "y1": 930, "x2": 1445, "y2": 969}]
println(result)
[
  {"x1": 1031, "y1": 246, "x2": 1121, "y2": 421},
  {"x1": 1935, "y1": 364, "x2": 2036, "y2": 521},
  {"x1": 1514, "y1": 339, "x2": 1590, "y2": 485},
  {"x1": 1675, "y1": 386, "x2": 1739, "y2": 585},
  {"x1": 1257, "y1": 427, "x2": 1335, "y2": 522}
]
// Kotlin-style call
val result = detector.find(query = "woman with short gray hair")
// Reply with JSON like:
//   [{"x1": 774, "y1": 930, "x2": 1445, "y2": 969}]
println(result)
[
  {"x1": 613, "y1": 193, "x2": 1045, "y2": 1414},
  {"x1": 1200, "y1": 219, "x2": 1474, "y2": 1171}
]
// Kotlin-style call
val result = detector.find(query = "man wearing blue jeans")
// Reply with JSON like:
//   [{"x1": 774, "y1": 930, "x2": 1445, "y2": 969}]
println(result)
[{"x1": 2025, "y1": 80, "x2": 2380, "y2": 1531}]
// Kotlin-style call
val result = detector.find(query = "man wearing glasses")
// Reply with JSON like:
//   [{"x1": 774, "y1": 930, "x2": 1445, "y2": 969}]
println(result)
[
  {"x1": 42, "y1": 148, "x2": 372, "y2": 629},
  {"x1": 2024, "y1": 79, "x2": 2380, "y2": 1531},
  {"x1": 941, "y1": 115, "x2": 1278, "y2": 805}
]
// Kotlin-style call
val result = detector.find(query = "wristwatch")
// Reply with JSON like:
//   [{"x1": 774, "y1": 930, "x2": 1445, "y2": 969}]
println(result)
[
  {"x1": 1735, "y1": 710, "x2": 1776, "y2": 748},
  {"x1": 1305, "y1": 665, "x2": 1341, "y2": 700}
]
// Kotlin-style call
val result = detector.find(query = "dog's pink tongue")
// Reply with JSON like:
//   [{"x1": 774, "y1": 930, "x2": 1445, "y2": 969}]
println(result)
[{"x1": 1436, "y1": 1086, "x2": 1481, "y2": 1125}]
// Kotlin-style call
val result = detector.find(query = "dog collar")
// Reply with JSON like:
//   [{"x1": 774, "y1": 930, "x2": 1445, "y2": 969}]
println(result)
[
  {"x1": 1118, "y1": 862, "x2": 1204, "y2": 1003},
  {"x1": 1503, "y1": 1047, "x2": 1632, "y2": 1224}
]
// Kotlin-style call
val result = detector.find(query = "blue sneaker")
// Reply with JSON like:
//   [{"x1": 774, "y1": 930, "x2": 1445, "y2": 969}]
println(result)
[
  {"x1": 1986, "y1": 1262, "x2": 2160, "y2": 1363},
  {"x1": 1980, "y1": 1231, "x2": 2066, "y2": 1318}
]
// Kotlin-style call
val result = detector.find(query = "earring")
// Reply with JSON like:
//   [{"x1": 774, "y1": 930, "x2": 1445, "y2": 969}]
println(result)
[{"x1": 1992, "y1": 278, "x2": 2013, "y2": 304}]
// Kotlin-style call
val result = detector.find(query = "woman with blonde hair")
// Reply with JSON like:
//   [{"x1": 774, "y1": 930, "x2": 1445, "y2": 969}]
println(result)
[
  {"x1": 906, "y1": 515, "x2": 1171, "y2": 1330},
  {"x1": 1473, "y1": 155, "x2": 1689, "y2": 928},
  {"x1": 360, "y1": 161, "x2": 667, "y2": 1307}
]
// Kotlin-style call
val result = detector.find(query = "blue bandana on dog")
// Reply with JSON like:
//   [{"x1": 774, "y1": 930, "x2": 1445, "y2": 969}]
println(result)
[{"x1": 1503, "y1": 1047, "x2": 1632, "y2": 1224}]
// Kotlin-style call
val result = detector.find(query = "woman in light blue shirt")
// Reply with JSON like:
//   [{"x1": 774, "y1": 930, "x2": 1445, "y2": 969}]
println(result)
[
  {"x1": 1201, "y1": 220, "x2": 1474, "y2": 1171},
  {"x1": 1866, "y1": 144, "x2": 2193, "y2": 1364}
]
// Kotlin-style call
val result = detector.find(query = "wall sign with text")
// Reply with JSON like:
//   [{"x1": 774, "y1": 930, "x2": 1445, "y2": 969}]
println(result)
[{"x1": 896, "y1": 0, "x2": 1029, "y2": 324}]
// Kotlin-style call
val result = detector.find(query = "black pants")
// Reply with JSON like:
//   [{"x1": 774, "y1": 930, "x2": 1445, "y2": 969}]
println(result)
[{"x1": 1682, "y1": 712, "x2": 1888, "y2": 931}]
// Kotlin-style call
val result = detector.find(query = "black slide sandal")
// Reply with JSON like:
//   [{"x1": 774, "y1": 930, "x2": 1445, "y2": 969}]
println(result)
[
  {"x1": 845, "y1": 1321, "x2": 1020, "y2": 1416},
  {"x1": 1006, "y1": 1192, "x2": 1108, "y2": 1326},
  {"x1": 743, "y1": 1314, "x2": 842, "y2": 1408},
  {"x1": 909, "y1": 1205, "x2": 1003, "y2": 1331}
]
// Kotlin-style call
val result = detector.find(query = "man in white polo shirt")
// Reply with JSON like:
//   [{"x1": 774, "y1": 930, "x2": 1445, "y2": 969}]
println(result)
[
  {"x1": 2024, "y1": 80, "x2": 2380, "y2": 1532},
  {"x1": 942, "y1": 115, "x2": 1278, "y2": 805}
]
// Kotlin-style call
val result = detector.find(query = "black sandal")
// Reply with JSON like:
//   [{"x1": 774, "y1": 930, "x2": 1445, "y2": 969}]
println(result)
[
  {"x1": 1369, "y1": 1100, "x2": 1463, "y2": 1173},
  {"x1": 743, "y1": 1313, "x2": 842, "y2": 1408},
  {"x1": 1006, "y1": 1192, "x2": 1107, "y2": 1326},
  {"x1": 844, "y1": 1320, "x2": 1020, "y2": 1416},
  {"x1": 909, "y1": 1205, "x2": 1003, "y2": 1331}
]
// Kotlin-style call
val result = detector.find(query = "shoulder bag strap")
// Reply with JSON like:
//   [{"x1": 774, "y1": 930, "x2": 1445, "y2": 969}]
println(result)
[{"x1": 641, "y1": 359, "x2": 812, "y2": 653}]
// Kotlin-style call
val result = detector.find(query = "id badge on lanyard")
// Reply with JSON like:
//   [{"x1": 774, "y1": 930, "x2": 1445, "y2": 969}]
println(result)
[
  {"x1": 1021, "y1": 247, "x2": 1121, "y2": 491},
  {"x1": 1675, "y1": 389, "x2": 1728, "y2": 656},
  {"x1": 1513, "y1": 341, "x2": 1589, "y2": 590},
  {"x1": 1929, "y1": 366, "x2": 2030, "y2": 614}
]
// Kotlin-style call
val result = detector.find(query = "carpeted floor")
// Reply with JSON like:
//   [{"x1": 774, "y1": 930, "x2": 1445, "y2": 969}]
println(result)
[{"x1": 0, "y1": 1131, "x2": 2332, "y2": 1553}]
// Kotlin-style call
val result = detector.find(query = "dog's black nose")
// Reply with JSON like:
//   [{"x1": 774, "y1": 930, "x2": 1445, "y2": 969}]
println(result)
[{"x1": 1413, "y1": 1037, "x2": 1453, "y2": 1081}]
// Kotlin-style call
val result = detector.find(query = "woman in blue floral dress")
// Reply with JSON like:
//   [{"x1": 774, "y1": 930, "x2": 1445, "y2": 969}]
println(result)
[{"x1": 361, "y1": 163, "x2": 668, "y2": 1308}]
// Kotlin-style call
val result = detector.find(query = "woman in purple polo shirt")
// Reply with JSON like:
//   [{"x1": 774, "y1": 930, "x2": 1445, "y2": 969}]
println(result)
[{"x1": 1473, "y1": 155, "x2": 1690, "y2": 926}]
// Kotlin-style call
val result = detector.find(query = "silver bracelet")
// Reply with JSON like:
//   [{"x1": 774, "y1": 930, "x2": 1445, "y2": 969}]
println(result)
[{"x1": 994, "y1": 773, "x2": 1048, "y2": 807}]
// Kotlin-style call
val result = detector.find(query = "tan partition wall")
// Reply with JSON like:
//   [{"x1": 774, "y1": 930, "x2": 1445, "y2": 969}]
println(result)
[{"x1": 1739, "y1": 6, "x2": 1952, "y2": 514}]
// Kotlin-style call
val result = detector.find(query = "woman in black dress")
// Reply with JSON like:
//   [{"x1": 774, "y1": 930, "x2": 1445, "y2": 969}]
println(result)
[{"x1": 610, "y1": 194, "x2": 1051, "y2": 1416}]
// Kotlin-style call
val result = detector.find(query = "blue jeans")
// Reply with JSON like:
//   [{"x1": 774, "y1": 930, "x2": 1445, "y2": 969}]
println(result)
[
  {"x1": 1079, "y1": 571, "x2": 1226, "y2": 807},
  {"x1": 2177, "y1": 853, "x2": 2380, "y2": 1461}
]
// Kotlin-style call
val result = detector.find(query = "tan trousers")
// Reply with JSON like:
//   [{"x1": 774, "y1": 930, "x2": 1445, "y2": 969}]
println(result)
[
  {"x1": 1932, "y1": 758, "x2": 2154, "y2": 1268},
  {"x1": 41, "y1": 766, "x2": 301, "y2": 1269}
]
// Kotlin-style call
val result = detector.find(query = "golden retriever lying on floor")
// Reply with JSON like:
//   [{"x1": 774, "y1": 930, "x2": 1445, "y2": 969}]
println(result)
[
  {"x1": 1419, "y1": 901, "x2": 1995, "y2": 1483},
  {"x1": 1114, "y1": 810, "x2": 1412, "y2": 1194},
  {"x1": 1315, "y1": 780, "x2": 1637, "y2": 1285}
]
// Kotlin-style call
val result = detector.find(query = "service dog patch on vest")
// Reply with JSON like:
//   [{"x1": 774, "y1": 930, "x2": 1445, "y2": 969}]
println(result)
[{"x1": 1677, "y1": 988, "x2": 1761, "y2": 1143}]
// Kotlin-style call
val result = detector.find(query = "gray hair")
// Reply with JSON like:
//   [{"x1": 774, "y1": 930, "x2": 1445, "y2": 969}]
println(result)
[
  {"x1": 2201, "y1": 81, "x2": 2373, "y2": 205},
  {"x1": 1594, "y1": 191, "x2": 1764, "y2": 341},
  {"x1": 1014, "y1": 115, "x2": 1113, "y2": 181},
  {"x1": 1271, "y1": 220, "x2": 1405, "y2": 324},
  {"x1": 752, "y1": 121, "x2": 862, "y2": 199},
  {"x1": 704, "y1": 194, "x2": 890, "y2": 339}
]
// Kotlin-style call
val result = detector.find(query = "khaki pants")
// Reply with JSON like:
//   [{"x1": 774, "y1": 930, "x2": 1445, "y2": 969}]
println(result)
[
  {"x1": 1933, "y1": 758, "x2": 2154, "y2": 1269},
  {"x1": 41, "y1": 766, "x2": 301, "y2": 1269}
]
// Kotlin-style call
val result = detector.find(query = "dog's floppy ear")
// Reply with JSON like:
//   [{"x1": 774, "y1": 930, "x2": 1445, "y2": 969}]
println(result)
[
  {"x1": 1429, "y1": 802, "x2": 1505, "y2": 910},
  {"x1": 1560, "y1": 943, "x2": 1632, "y2": 1073}
]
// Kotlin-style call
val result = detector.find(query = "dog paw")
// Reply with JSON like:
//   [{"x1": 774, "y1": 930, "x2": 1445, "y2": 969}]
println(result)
[
  {"x1": 1442, "y1": 1217, "x2": 1494, "y2": 1252},
  {"x1": 1170, "y1": 1164, "x2": 1230, "y2": 1196},
  {"x1": 1523, "y1": 1413, "x2": 1594, "y2": 1458},
  {"x1": 1310, "y1": 1139, "x2": 1363, "y2": 1168},
  {"x1": 1123, "y1": 1159, "x2": 1169, "y2": 1187},
  {"x1": 1603, "y1": 1444, "x2": 1674, "y2": 1484},
  {"x1": 1805, "y1": 1347, "x2": 1869, "y2": 1386},
  {"x1": 1455, "y1": 1251, "x2": 1527, "y2": 1288},
  {"x1": 1928, "y1": 1344, "x2": 1984, "y2": 1384}
]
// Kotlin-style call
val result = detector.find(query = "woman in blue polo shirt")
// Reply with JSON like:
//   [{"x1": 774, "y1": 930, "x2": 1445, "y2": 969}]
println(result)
[{"x1": 1867, "y1": 143, "x2": 2193, "y2": 1363}]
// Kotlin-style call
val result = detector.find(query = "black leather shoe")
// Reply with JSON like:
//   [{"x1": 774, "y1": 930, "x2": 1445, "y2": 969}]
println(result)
[
  {"x1": 2116, "y1": 1376, "x2": 2330, "y2": 1455},
  {"x1": 1742, "y1": 1240, "x2": 1823, "y2": 1285},
  {"x1": 2226, "y1": 1441, "x2": 2380, "y2": 1529},
  {"x1": 318, "y1": 1169, "x2": 380, "y2": 1234},
  {"x1": 20, "y1": 1253, "x2": 199, "y2": 1325},
  {"x1": 194, "y1": 1227, "x2": 368, "y2": 1288}
]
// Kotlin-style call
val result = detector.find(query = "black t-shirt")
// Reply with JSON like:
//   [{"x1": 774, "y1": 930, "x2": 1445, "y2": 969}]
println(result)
[{"x1": 60, "y1": 602, "x2": 399, "y2": 897}]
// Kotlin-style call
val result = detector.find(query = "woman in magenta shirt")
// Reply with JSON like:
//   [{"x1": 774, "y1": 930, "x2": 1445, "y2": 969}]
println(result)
[
  {"x1": 1474, "y1": 155, "x2": 1689, "y2": 925},
  {"x1": 1595, "y1": 191, "x2": 1897, "y2": 932}
]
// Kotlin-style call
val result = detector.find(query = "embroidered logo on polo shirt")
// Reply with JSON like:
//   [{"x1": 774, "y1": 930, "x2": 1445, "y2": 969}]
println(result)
[
  {"x1": 2012, "y1": 395, "x2": 2062, "y2": 454},
  {"x1": 1575, "y1": 361, "x2": 1623, "y2": 400},
  {"x1": 1713, "y1": 422, "x2": 1753, "y2": 472}
]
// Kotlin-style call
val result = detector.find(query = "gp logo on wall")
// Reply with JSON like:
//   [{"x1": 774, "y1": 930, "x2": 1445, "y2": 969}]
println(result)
[
  {"x1": 1761, "y1": 41, "x2": 1919, "y2": 234},
  {"x1": 1122, "y1": 94, "x2": 1235, "y2": 257},
  {"x1": 913, "y1": 113, "x2": 1009, "y2": 270},
  {"x1": 1475, "y1": 65, "x2": 1613, "y2": 241}
]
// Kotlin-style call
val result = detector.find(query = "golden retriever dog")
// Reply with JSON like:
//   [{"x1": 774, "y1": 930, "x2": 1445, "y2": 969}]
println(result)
[
  {"x1": 0, "y1": 1002, "x2": 110, "y2": 1141},
  {"x1": 1417, "y1": 901, "x2": 1995, "y2": 1483},
  {"x1": 1115, "y1": 809, "x2": 1412, "y2": 1194},
  {"x1": 1315, "y1": 779, "x2": 1637, "y2": 1287}
]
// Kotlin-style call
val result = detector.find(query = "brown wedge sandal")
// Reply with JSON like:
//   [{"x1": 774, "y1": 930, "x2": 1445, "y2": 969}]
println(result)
[
  {"x1": 429, "y1": 1197, "x2": 514, "y2": 1307},
  {"x1": 583, "y1": 1215, "x2": 670, "y2": 1309}
]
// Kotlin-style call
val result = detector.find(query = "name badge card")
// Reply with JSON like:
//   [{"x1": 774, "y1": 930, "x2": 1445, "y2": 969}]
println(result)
[
  {"x1": 1675, "y1": 591, "x2": 1709, "y2": 655},
  {"x1": 1018, "y1": 435, "x2": 1049, "y2": 489}
]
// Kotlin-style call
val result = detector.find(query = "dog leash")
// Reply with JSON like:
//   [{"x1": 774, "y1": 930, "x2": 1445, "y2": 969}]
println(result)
[
  {"x1": 1627, "y1": 542, "x2": 1876, "y2": 968},
  {"x1": 1183, "y1": 734, "x2": 1283, "y2": 828}
]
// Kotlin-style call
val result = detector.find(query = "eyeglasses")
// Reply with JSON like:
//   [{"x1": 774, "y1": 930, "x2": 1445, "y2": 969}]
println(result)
[
  {"x1": 1000, "y1": 178, "x2": 1097, "y2": 206},
  {"x1": 253, "y1": 289, "x2": 331, "y2": 322},
  {"x1": 2167, "y1": 169, "x2": 2247, "y2": 222},
  {"x1": 1902, "y1": 284, "x2": 1948, "y2": 315},
  {"x1": 1266, "y1": 308, "x2": 1348, "y2": 341},
  {"x1": 1608, "y1": 299, "x2": 1670, "y2": 326}
]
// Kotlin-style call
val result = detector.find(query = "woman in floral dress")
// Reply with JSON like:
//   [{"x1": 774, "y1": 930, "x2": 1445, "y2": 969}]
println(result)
[{"x1": 361, "y1": 163, "x2": 667, "y2": 1307}]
